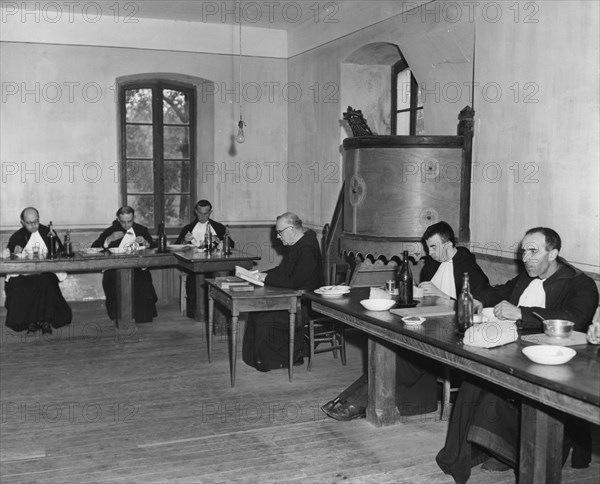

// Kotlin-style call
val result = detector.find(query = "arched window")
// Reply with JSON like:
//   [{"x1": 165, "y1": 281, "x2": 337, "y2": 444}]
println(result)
[
  {"x1": 391, "y1": 60, "x2": 423, "y2": 135},
  {"x1": 118, "y1": 79, "x2": 196, "y2": 232}
]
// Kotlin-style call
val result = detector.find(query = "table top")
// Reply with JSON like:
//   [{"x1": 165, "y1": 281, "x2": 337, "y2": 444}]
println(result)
[
  {"x1": 207, "y1": 279, "x2": 302, "y2": 300},
  {"x1": 304, "y1": 287, "x2": 600, "y2": 423},
  {"x1": 0, "y1": 248, "x2": 260, "y2": 275}
]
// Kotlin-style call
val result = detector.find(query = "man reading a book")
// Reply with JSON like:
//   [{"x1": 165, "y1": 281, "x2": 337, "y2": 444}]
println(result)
[{"x1": 242, "y1": 212, "x2": 324, "y2": 371}]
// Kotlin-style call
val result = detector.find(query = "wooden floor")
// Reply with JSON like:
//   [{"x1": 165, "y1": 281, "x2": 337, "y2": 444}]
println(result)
[{"x1": 1, "y1": 302, "x2": 599, "y2": 484}]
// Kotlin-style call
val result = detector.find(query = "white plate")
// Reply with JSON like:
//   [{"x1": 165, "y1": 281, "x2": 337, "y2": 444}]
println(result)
[
  {"x1": 83, "y1": 247, "x2": 103, "y2": 255},
  {"x1": 401, "y1": 316, "x2": 426, "y2": 326},
  {"x1": 108, "y1": 247, "x2": 134, "y2": 254},
  {"x1": 318, "y1": 285, "x2": 350, "y2": 293},
  {"x1": 167, "y1": 244, "x2": 192, "y2": 251},
  {"x1": 360, "y1": 299, "x2": 396, "y2": 311},
  {"x1": 315, "y1": 289, "x2": 350, "y2": 298},
  {"x1": 522, "y1": 345, "x2": 576, "y2": 365}
]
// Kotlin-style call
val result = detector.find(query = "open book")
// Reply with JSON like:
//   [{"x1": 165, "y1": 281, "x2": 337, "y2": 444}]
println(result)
[{"x1": 235, "y1": 266, "x2": 265, "y2": 286}]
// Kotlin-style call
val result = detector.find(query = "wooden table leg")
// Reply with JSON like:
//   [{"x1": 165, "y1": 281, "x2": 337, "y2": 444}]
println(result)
[
  {"x1": 519, "y1": 401, "x2": 564, "y2": 484},
  {"x1": 230, "y1": 311, "x2": 239, "y2": 387},
  {"x1": 288, "y1": 308, "x2": 295, "y2": 382},
  {"x1": 207, "y1": 295, "x2": 214, "y2": 363},
  {"x1": 194, "y1": 273, "x2": 206, "y2": 322},
  {"x1": 367, "y1": 337, "x2": 402, "y2": 427}
]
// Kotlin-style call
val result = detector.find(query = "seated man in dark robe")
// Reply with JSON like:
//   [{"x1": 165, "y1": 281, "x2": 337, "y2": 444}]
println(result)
[
  {"x1": 436, "y1": 227, "x2": 599, "y2": 483},
  {"x1": 242, "y1": 212, "x2": 324, "y2": 372},
  {"x1": 175, "y1": 199, "x2": 233, "y2": 318},
  {"x1": 91, "y1": 206, "x2": 158, "y2": 323},
  {"x1": 322, "y1": 221, "x2": 490, "y2": 421},
  {"x1": 4, "y1": 207, "x2": 72, "y2": 334}
]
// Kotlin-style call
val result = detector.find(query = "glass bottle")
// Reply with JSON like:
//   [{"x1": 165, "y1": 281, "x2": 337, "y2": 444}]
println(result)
[
  {"x1": 157, "y1": 221, "x2": 168, "y2": 253},
  {"x1": 457, "y1": 272, "x2": 474, "y2": 333},
  {"x1": 223, "y1": 225, "x2": 232, "y2": 255},
  {"x1": 64, "y1": 230, "x2": 73, "y2": 258},
  {"x1": 47, "y1": 221, "x2": 57, "y2": 259},
  {"x1": 397, "y1": 250, "x2": 413, "y2": 305},
  {"x1": 204, "y1": 228, "x2": 213, "y2": 253}
]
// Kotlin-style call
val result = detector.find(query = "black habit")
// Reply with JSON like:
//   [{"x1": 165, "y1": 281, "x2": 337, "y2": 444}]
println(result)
[
  {"x1": 91, "y1": 221, "x2": 158, "y2": 323},
  {"x1": 242, "y1": 229, "x2": 324, "y2": 371},
  {"x1": 5, "y1": 225, "x2": 72, "y2": 332}
]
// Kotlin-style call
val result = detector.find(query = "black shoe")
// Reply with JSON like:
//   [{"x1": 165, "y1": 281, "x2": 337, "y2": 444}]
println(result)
[
  {"x1": 293, "y1": 357, "x2": 304, "y2": 367},
  {"x1": 26, "y1": 322, "x2": 39, "y2": 334},
  {"x1": 320, "y1": 398, "x2": 341, "y2": 415},
  {"x1": 40, "y1": 322, "x2": 53, "y2": 335},
  {"x1": 325, "y1": 401, "x2": 366, "y2": 421}
]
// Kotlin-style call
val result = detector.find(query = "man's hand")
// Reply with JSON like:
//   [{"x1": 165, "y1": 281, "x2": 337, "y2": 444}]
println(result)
[
  {"x1": 473, "y1": 298, "x2": 483, "y2": 314},
  {"x1": 493, "y1": 301, "x2": 522, "y2": 321},
  {"x1": 134, "y1": 236, "x2": 147, "y2": 247},
  {"x1": 105, "y1": 231, "x2": 123, "y2": 245},
  {"x1": 184, "y1": 232, "x2": 195, "y2": 243},
  {"x1": 418, "y1": 281, "x2": 446, "y2": 298},
  {"x1": 14, "y1": 245, "x2": 23, "y2": 254}
]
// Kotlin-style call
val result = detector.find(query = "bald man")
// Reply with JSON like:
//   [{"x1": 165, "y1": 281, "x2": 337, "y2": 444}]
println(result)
[{"x1": 5, "y1": 207, "x2": 72, "y2": 334}]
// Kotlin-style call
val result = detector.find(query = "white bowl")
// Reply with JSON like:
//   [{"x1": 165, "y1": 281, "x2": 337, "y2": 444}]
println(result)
[
  {"x1": 108, "y1": 247, "x2": 128, "y2": 254},
  {"x1": 522, "y1": 345, "x2": 576, "y2": 365},
  {"x1": 360, "y1": 299, "x2": 395, "y2": 311}
]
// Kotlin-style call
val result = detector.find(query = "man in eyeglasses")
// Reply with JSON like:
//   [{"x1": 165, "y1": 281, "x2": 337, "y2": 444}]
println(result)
[
  {"x1": 242, "y1": 212, "x2": 324, "y2": 372},
  {"x1": 4, "y1": 207, "x2": 72, "y2": 334}
]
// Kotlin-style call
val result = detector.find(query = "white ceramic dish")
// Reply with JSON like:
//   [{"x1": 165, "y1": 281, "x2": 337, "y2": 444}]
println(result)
[
  {"x1": 401, "y1": 316, "x2": 426, "y2": 326},
  {"x1": 360, "y1": 299, "x2": 396, "y2": 311},
  {"x1": 83, "y1": 247, "x2": 103, "y2": 254},
  {"x1": 167, "y1": 244, "x2": 192, "y2": 251},
  {"x1": 108, "y1": 247, "x2": 132, "y2": 255},
  {"x1": 319, "y1": 285, "x2": 350, "y2": 293},
  {"x1": 521, "y1": 345, "x2": 576, "y2": 365},
  {"x1": 315, "y1": 288, "x2": 350, "y2": 298}
]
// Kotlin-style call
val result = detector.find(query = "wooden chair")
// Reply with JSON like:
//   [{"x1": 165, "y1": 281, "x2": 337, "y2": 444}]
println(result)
[
  {"x1": 304, "y1": 262, "x2": 349, "y2": 371},
  {"x1": 179, "y1": 271, "x2": 188, "y2": 316},
  {"x1": 438, "y1": 367, "x2": 459, "y2": 420}
]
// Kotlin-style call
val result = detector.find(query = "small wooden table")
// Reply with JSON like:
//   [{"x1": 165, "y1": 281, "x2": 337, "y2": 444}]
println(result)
[
  {"x1": 207, "y1": 280, "x2": 302, "y2": 386},
  {"x1": 174, "y1": 250, "x2": 259, "y2": 322}
]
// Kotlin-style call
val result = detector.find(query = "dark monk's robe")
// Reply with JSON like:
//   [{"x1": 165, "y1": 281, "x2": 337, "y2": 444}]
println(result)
[
  {"x1": 5, "y1": 226, "x2": 72, "y2": 332},
  {"x1": 91, "y1": 221, "x2": 158, "y2": 323}
]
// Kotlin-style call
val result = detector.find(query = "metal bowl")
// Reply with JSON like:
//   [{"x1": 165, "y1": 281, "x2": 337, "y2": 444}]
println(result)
[{"x1": 543, "y1": 319, "x2": 575, "y2": 339}]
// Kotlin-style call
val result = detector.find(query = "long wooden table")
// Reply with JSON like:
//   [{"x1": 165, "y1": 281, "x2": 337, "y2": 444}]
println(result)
[
  {"x1": 0, "y1": 249, "x2": 259, "y2": 329},
  {"x1": 207, "y1": 279, "x2": 302, "y2": 386},
  {"x1": 303, "y1": 287, "x2": 600, "y2": 484}
]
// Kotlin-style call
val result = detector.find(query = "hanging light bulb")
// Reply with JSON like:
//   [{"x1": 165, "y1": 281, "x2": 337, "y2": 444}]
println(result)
[
  {"x1": 235, "y1": 3, "x2": 247, "y2": 144},
  {"x1": 236, "y1": 115, "x2": 246, "y2": 144}
]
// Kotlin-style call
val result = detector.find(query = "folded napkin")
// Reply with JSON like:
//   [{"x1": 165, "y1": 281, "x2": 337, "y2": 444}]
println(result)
[
  {"x1": 463, "y1": 321, "x2": 518, "y2": 348},
  {"x1": 370, "y1": 287, "x2": 392, "y2": 300}
]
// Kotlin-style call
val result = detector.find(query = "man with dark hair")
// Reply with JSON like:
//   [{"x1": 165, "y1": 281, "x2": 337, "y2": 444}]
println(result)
[
  {"x1": 322, "y1": 221, "x2": 489, "y2": 421},
  {"x1": 92, "y1": 206, "x2": 158, "y2": 323},
  {"x1": 242, "y1": 212, "x2": 324, "y2": 372},
  {"x1": 5, "y1": 207, "x2": 72, "y2": 334},
  {"x1": 436, "y1": 227, "x2": 599, "y2": 483},
  {"x1": 175, "y1": 199, "x2": 234, "y2": 318}
]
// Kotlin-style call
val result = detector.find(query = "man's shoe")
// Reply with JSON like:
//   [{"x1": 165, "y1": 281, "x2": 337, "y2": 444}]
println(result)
[
  {"x1": 325, "y1": 401, "x2": 366, "y2": 421},
  {"x1": 320, "y1": 398, "x2": 341, "y2": 415},
  {"x1": 40, "y1": 322, "x2": 53, "y2": 335},
  {"x1": 26, "y1": 322, "x2": 39, "y2": 334},
  {"x1": 481, "y1": 458, "x2": 512, "y2": 473}
]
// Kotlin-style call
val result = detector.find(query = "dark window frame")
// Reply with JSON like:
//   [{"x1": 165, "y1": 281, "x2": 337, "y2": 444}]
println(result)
[
  {"x1": 118, "y1": 79, "x2": 196, "y2": 234},
  {"x1": 390, "y1": 60, "x2": 423, "y2": 135}
]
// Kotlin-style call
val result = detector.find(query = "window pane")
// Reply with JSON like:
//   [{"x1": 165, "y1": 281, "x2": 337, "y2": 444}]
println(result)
[
  {"x1": 164, "y1": 195, "x2": 191, "y2": 228},
  {"x1": 416, "y1": 108, "x2": 425, "y2": 135},
  {"x1": 416, "y1": 82, "x2": 423, "y2": 108},
  {"x1": 164, "y1": 126, "x2": 190, "y2": 159},
  {"x1": 164, "y1": 160, "x2": 191, "y2": 193},
  {"x1": 126, "y1": 125, "x2": 153, "y2": 158},
  {"x1": 127, "y1": 160, "x2": 154, "y2": 193},
  {"x1": 396, "y1": 112, "x2": 410, "y2": 135},
  {"x1": 396, "y1": 69, "x2": 411, "y2": 111},
  {"x1": 125, "y1": 89, "x2": 152, "y2": 123},
  {"x1": 127, "y1": 195, "x2": 154, "y2": 227},
  {"x1": 163, "y1": 90, "x2": 190, "y2": 124}
]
